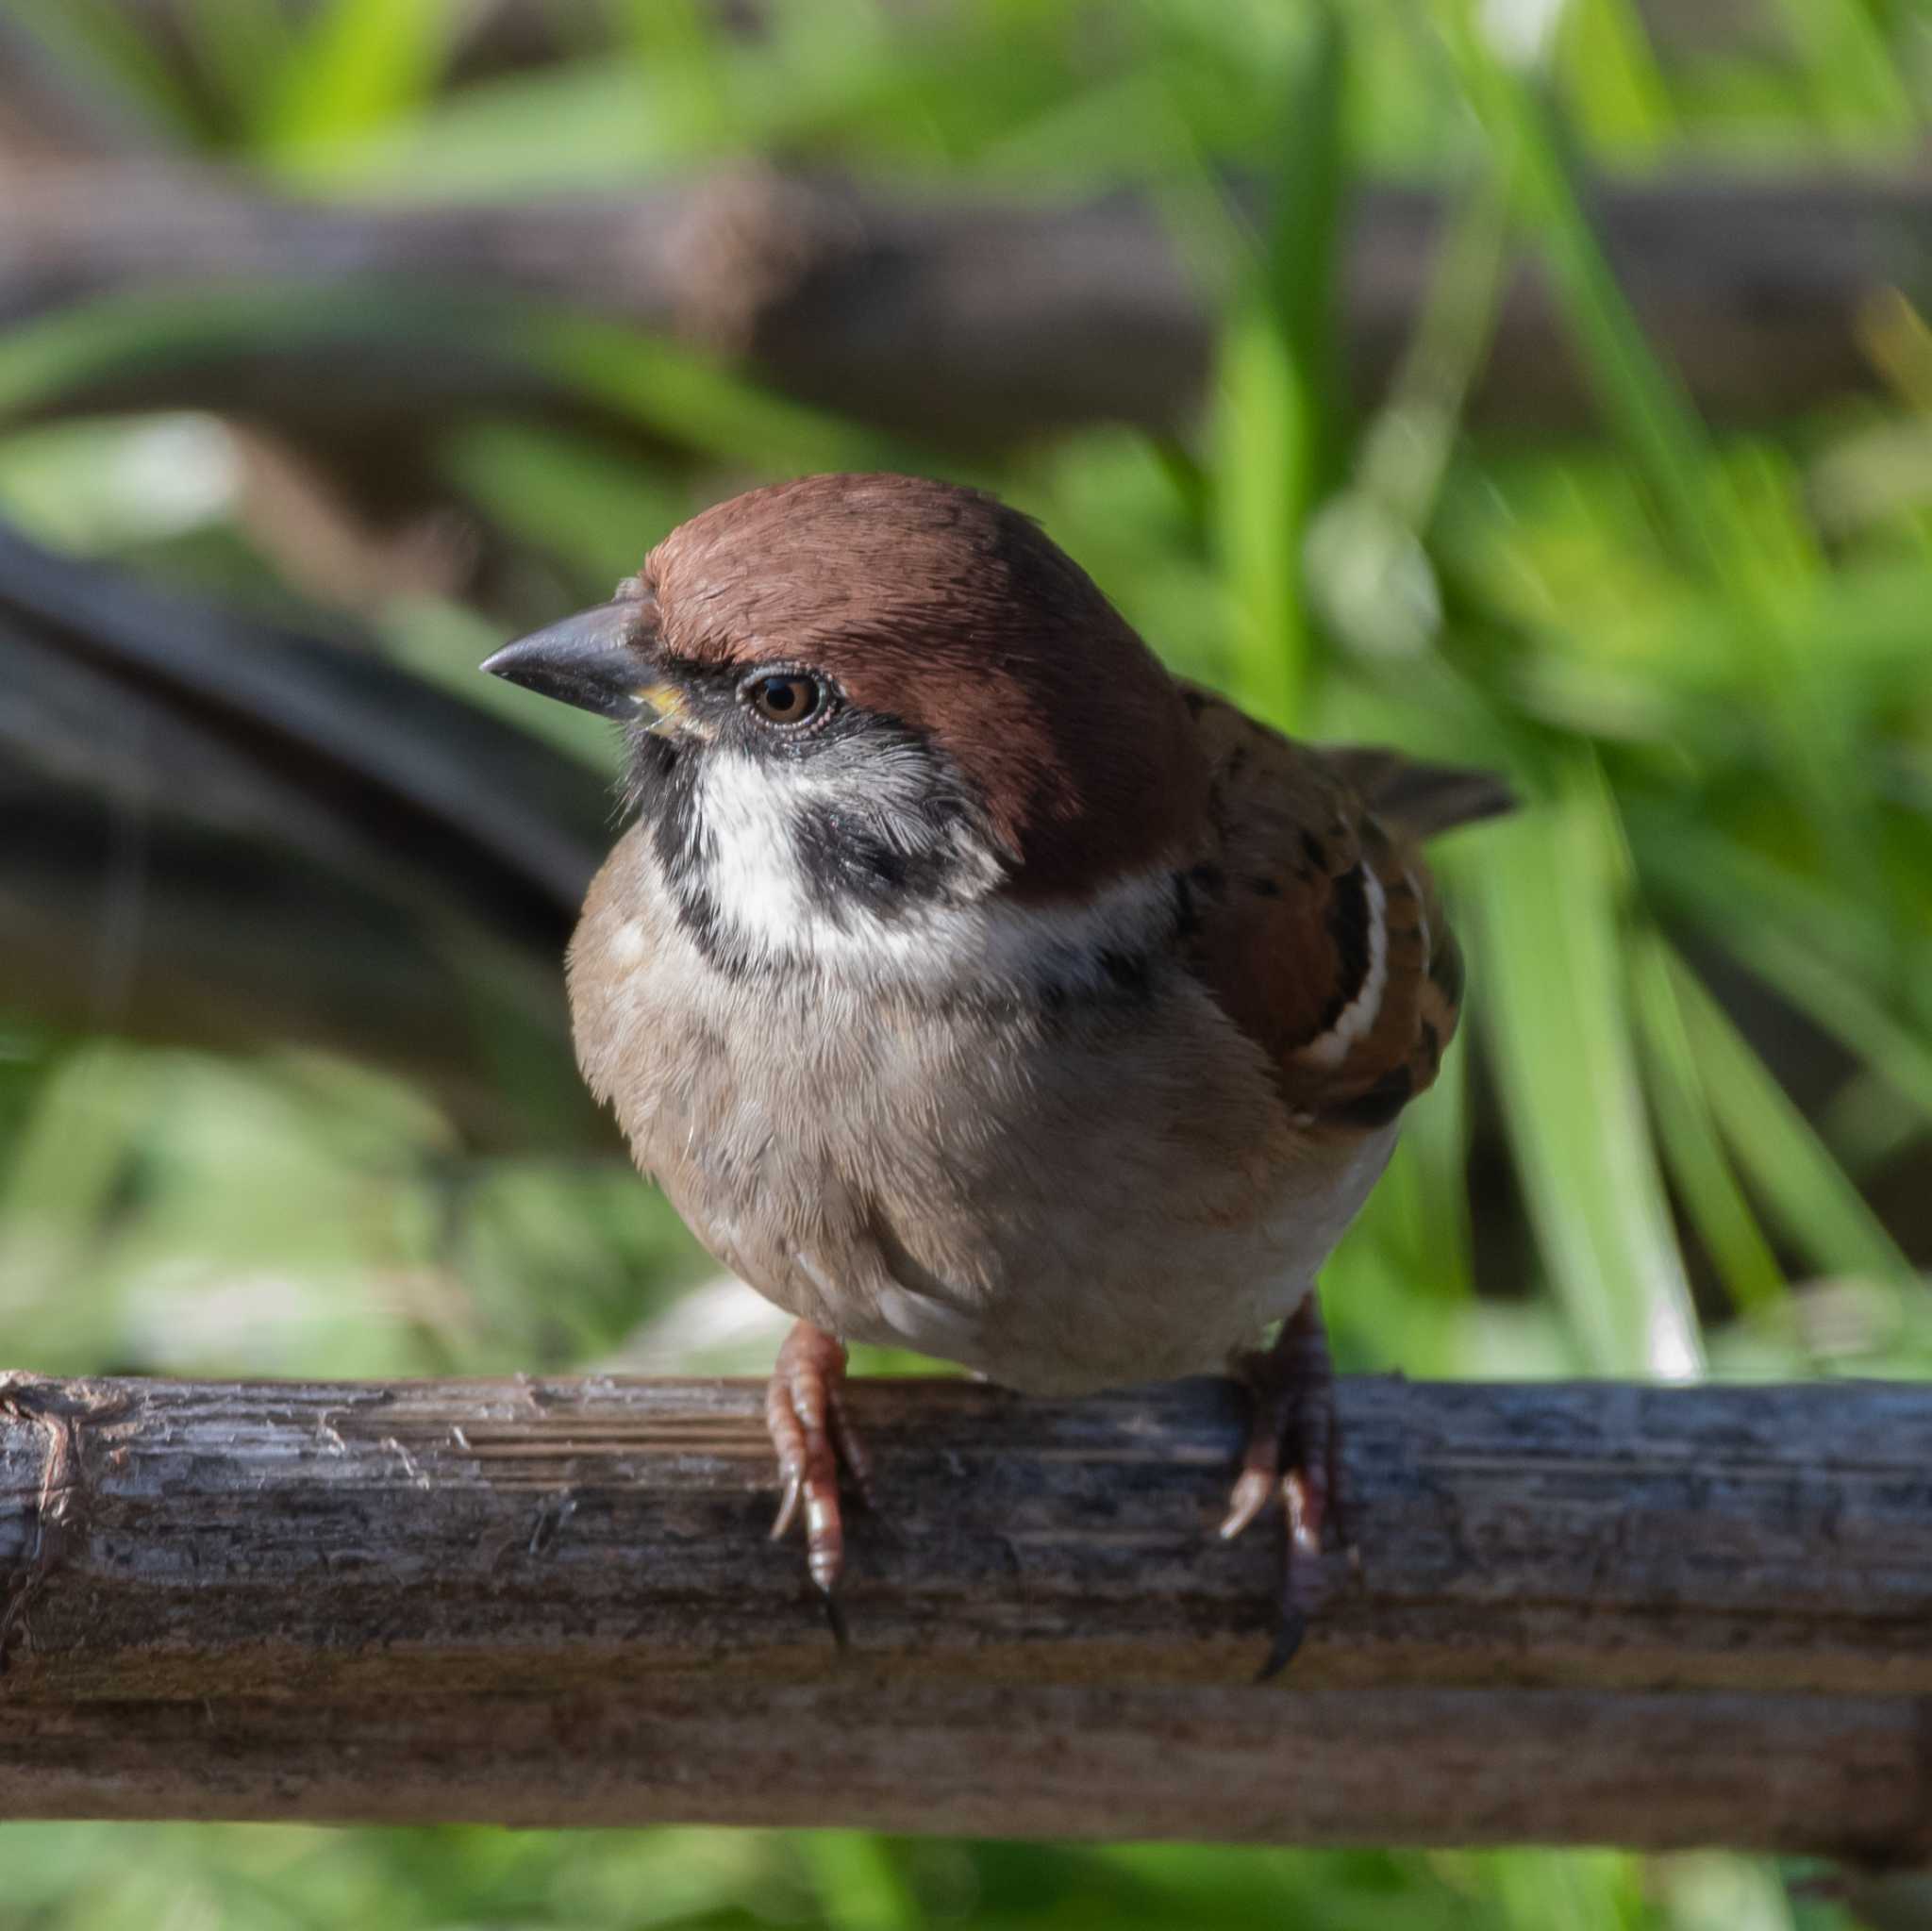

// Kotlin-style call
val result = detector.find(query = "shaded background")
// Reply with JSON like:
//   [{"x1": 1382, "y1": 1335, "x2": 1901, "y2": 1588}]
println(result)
[{"x1": 3, "y1": 0, "x2": 1931, "y2": 1925}]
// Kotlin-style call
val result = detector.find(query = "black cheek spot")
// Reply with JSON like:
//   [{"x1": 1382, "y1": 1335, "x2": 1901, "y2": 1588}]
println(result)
[
  {"x1": 1182, "y1": 689, "x2": 1208, "y2": 717},
  {"x1": 1189, "y1": 861, "x2": 1225, "y2": 892},
  {"x1": 1099, "y1": 949, "x2": 1152, "y2": 998},
  {"x1": 677, "y1": 885, "x2": 732, "y2": 966},
  {"x1": 792, "y1": 805, "x2": 915, "y2": 912},
  {"x1": 1172, "y1": 873, "x2": 1201, "y2": 941},
  {"x1": 1300, "y1": 829, "x2": 1326, "y2": 874},
  {"x1": 645, "y1": 750, "x2": 705, "y2": 874},
  {"x1": 1248, "y1": 874, "x2": 1282, "y2": 899}
]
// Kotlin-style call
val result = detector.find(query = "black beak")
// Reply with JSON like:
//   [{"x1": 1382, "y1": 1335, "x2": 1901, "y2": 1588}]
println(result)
[{"x1": 481, "y1": 601, "x2": 649, "y2": 721}]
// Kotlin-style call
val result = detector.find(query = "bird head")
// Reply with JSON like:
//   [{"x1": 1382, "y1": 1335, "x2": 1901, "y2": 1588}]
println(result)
[{"x1": 484, "y1": 473, "x2": 1208, "y2": 982}]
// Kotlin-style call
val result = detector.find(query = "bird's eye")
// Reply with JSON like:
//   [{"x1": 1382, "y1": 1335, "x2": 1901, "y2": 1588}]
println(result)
[{"x1": 741, "y1": 671, "x2": 824, "y2": 727}]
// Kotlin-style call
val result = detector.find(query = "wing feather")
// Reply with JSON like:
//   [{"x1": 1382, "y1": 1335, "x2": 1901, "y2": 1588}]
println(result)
[{"x1": 1177, "y1": 684, "x2": 1501, "y2": 1129}]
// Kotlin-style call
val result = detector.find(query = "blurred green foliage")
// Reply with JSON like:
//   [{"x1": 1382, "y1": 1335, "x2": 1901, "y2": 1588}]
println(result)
[{"x1": 3, "y1": 0, "x2": 1931, "y2": 1925}]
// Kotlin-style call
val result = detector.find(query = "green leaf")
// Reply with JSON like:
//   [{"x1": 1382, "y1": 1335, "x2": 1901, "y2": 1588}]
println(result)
[{"x1": 1628, "y1": 933, "x2": 1788, "y2": 1314}]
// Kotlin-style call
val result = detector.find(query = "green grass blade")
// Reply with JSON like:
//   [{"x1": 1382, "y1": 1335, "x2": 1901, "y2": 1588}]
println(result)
[
  {"x1": 1447, "y1": 20, "x2": 1740, "y2": 591},
  {"x1": 1208, "y1": 2, "x2": 1348, "y2": 731},
  {"x1": 1474, "y1": 759, "x2": 1704, "y2": 1376},
  {"x1": 258, "y1": 0, "x2": 461, "y2": 164},
  {"x1": 1771, "y1": 0, "x2": 1917, "y2": 145},
  {"x1": 526, "y1": 314, "x2": 921, "y2": 475},
  {"x1": 1450, "y1": 16, "x2": 1887, "y2": 904},
  {"x1": 438, "y1": 421, "x2": 693, "y2": 589},
  {"x1": 795, "y1": 1833, "x2": 924, "y2": 1931},
  {"x1": 1557, "y1": 0, "x2": 1675, "y2": 157},
  {"x1": 4, "y1": 0, "x2": 209, "y2": 141},
  {"x1": 1628, "y1": 932, "x2": 1788, "y2": 1313},
  {"x1": 1719, "y1": 923, "x2": 1932, "y2": 1128},
  {"x1": 178, "y1": 0, "x2": 297, "y2": 133},
  {"x1": 608, "y1": 0, "x2": 735, "y2": 142},
  {"x1": 1667, "y1": 947, "x2": 1916, "y2": 1286},
  {"x1": 1628, "y1": 814, "x2": 1932, "y2": 1126},
  {"x1": 0, "y1": 289, "x2": 914, "y2": 481}
]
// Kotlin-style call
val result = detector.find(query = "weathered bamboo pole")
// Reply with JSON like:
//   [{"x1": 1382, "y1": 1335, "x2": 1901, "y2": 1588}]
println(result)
[{"x1": 3, "y1": 1372, "x2": 1930, "y2": 1850}]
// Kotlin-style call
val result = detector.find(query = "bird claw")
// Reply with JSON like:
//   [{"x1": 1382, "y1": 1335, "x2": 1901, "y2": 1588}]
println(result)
[
  {"x1": 765, "y1": 1322, "x2": 874, "y2": 1626},
  {"x1": 1284, "y1": 1464, "x2": 1326, "y2": 1566},
  {"x1": 823, "y1": 1589, "x2": 851, "y2": 1652},
  {"x1": 1257, "y1": 1607, "x2": 1307, "y2": 1683},
  {"x1": 1224, "y1": 1295, "x2": 1354, "y2": 1677},
  {"x1": 1217, "y1": 1466, "x2": 1275, "y2": 1542},
  {"x1": 770, "y1": 1473, "x2": 803, "y2": 1543}
]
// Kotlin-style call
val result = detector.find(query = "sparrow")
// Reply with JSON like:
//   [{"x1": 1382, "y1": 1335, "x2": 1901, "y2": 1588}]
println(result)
[{"x1": 484, "y1": 472, "x2": 1508, "y2": 1670}]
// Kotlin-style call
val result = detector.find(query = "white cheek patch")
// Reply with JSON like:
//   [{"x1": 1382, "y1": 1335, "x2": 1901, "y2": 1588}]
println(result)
[
  {"x1": 697, "y1": 750, "x2": 956, "y2": 965},
  {"x1": 696, "y1": 751, "x2": 819, "y2": 954},
  {"x1": 1300, "y1": 865, "x2": 1389, "y2": 1069},
  {"x1": 691, "y1": 749, "x2": 1180, "y2": 995}
]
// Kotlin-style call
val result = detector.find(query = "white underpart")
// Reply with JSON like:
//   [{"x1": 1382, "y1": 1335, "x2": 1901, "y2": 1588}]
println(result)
[
  {"x1": 694, "y1": 749, "x2": 1176, "y2": 994},
  {"x1": 1300, "y1": 866, "x2": 1389, "y2": 1068}
]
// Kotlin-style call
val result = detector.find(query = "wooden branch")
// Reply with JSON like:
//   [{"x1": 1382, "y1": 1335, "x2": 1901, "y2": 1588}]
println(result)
[
  {"x1": 5, "y1": 168, "x2": 1928, "y2": 451},
  {"x1": 5, "y1": 1371, "x2": 1931, "y2": 1851}
]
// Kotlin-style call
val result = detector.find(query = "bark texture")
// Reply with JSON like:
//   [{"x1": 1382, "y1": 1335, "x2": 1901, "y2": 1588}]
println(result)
[{"x1": 3, "y1": 1372, "x2": 1930, "y2": 1848}]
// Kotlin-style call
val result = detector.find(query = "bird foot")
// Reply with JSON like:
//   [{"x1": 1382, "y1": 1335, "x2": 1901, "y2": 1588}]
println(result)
[
  {"x1": 1222, "y1": 1295, "x2": 1355, "y2": 1679},
  {"x1": 765, "y1": 1321, "x2": 874, "y2": 1640}
]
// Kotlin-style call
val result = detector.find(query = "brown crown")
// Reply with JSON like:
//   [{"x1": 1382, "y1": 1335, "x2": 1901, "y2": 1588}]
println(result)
[{"x1": 641, "y1": 474, "x2": 1207, "y2": 899}]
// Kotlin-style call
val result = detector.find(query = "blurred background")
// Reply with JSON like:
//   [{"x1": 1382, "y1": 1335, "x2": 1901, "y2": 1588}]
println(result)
[{"x1": 2, "y1": 0, "x2": 1930, "y2": 1924}]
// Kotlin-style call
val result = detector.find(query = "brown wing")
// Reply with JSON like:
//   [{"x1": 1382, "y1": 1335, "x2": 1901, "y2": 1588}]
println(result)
[{"x1": 1176, "y1": 685, "x2": 1506, "y2": 1130}]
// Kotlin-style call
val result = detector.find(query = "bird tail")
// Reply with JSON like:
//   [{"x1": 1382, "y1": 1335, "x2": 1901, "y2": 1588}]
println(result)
[{"x1": 1323, "y1": 747, "x2": 1516, "y2": 841}]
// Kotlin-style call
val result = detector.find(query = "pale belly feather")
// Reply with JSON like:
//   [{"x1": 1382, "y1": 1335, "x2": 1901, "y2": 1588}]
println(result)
[{"x1": 569, "y1": 826, "x2": 1392, "y2": 1394}]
